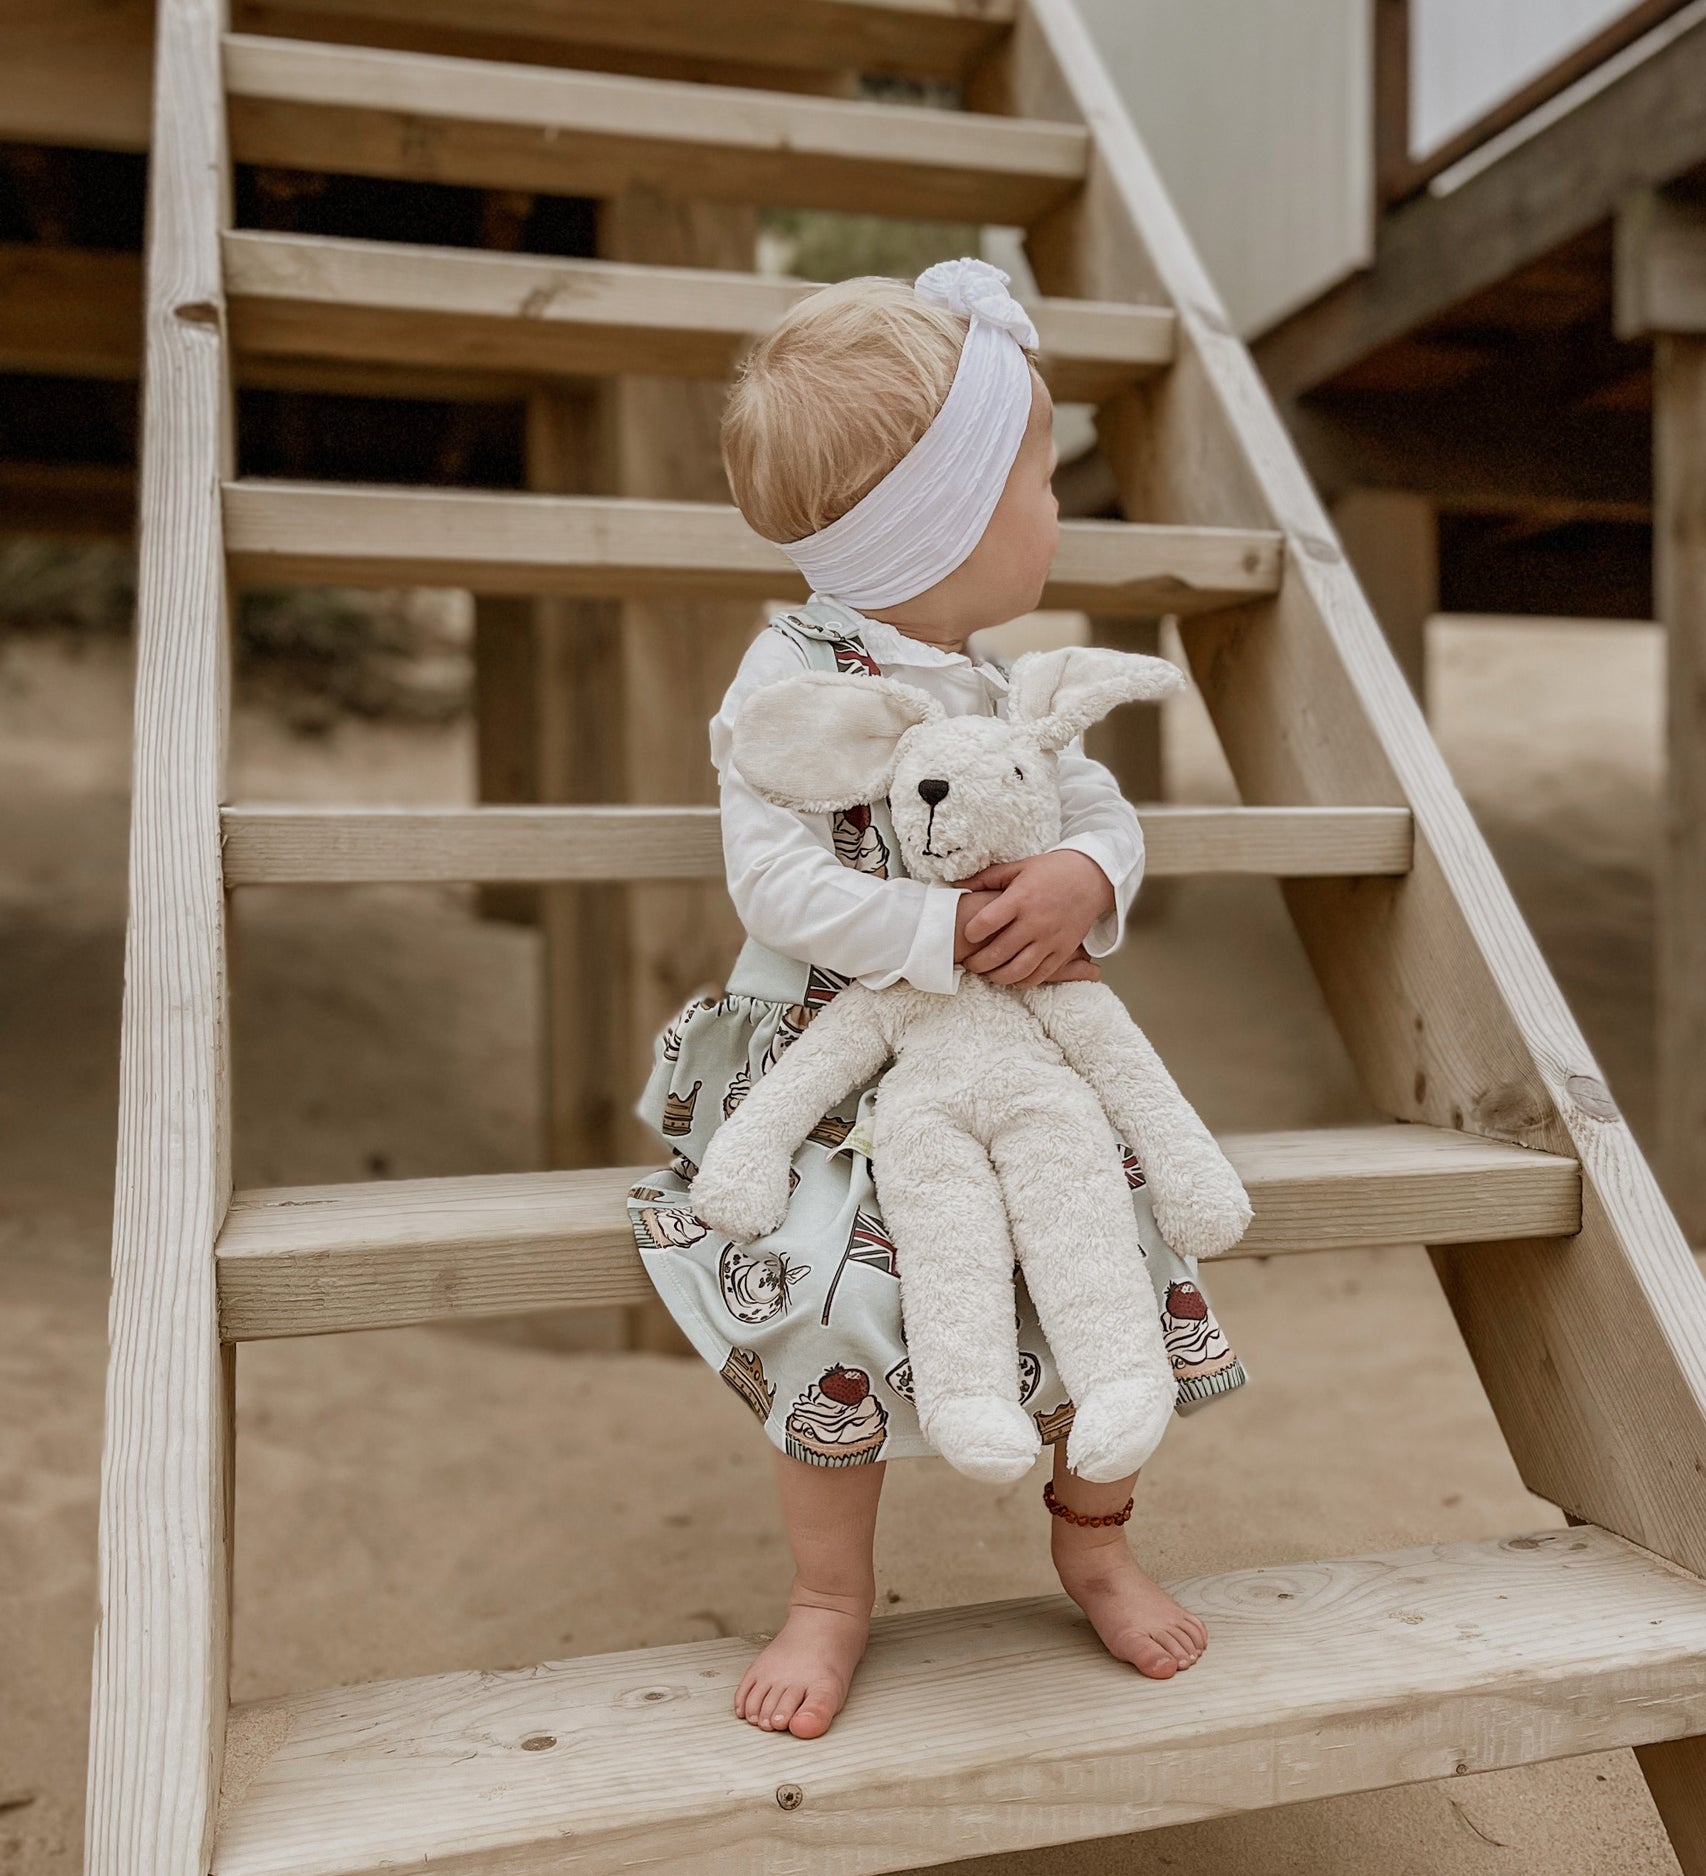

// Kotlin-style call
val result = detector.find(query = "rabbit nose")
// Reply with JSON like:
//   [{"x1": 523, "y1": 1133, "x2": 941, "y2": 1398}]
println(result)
[{"x1": 917, "y1": 778, "x2": 950, "y2": 806}]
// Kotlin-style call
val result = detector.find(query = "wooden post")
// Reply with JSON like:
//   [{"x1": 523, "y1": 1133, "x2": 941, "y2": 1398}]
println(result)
[
  {"x1": 1618, "y1": 186, "x2": 1706, "y2": 1248},
  {"x1": 531, "y1": 193, "x2": 756, "y2": 1351},
  {"x1": 85, "y1": 0, "x2": 237, "y2": 1870},
  {"x1": 472, "y1": 594, "x2": 540, "y2": 925},
  {"x1": 1330, "y1": 487, "x2": 1436, "y2": 707}
]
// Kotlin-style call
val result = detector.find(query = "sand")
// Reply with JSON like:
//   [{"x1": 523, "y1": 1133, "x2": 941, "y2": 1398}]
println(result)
[{"x1": 0, "y1": 615, "x2": 1685, "y2": 1874}]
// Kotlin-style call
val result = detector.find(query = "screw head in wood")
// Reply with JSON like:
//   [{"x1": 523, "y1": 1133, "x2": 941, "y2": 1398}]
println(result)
[{"x1": 776, "y1": 1785, "x2": 804, "y2": 1811}]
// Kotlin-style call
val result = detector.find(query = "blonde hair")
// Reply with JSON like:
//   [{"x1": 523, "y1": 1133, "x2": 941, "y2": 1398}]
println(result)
[{"x1": 722, "y1": 276, "x2": 971, "y2": 546}]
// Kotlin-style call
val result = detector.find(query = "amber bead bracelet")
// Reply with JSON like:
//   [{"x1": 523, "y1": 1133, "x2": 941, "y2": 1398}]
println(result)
[{"x1": 1042, "y1": 1480, "x2": 1135, "y2": 1528}]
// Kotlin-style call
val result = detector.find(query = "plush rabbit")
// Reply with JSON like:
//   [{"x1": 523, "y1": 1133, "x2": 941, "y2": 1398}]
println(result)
[{"x1": 689, "y1": 646, "x2": 1252, "y2": 1485}]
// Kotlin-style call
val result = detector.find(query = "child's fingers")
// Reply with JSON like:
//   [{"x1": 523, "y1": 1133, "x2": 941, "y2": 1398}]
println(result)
[
  {"x1": 987, "y1": 941, "x2": 1049, "y2": 985},
  {"x1": 957, "y1": 860, "x2": 1026, "y2": 893},
  {"x1": 964, "y1": 927, "x2": 1030, "y2": 972},
  {"x1": 961, "y1": 890, "x2": 1020, "y2": 945}
]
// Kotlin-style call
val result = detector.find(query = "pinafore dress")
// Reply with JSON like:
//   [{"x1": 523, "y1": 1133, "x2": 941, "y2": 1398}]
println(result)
[{"x1": 626, "y1": 608, "x2": 1248, "y2": 1468}]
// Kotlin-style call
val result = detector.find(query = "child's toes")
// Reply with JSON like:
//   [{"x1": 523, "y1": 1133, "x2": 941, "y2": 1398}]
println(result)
[
  {"x1": 788, "y1": 1682, "x2": 841, "y2": 1739},
  {"x1": 764, "y1": 1683, "x2": 808, "y2": 1733},
  {"x1": 1128, "y1": 1634, "x2": 1179, "y2": 1679}
]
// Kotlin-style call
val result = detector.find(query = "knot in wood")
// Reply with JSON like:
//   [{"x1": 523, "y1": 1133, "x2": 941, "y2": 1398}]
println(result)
[
  {"x1": 173, "y1": 300, "x2": 219, "y2": 327},
  {"x1": 1564, "y1": 1073, "x2": 1620, "y2": 1122},
  {"x1": 1297, "y1": 533, "x2": 1343, "y2": 564},
  {"x1": 1470, "y1": 1080, "x2": 1547, "y2": 1139},
  {"x1": 519, "y1": 1734, "x2": 556, "y2": 1752},
  {"x1": 776, "y1": 1784, "x2": 804, "y2": 1812}
]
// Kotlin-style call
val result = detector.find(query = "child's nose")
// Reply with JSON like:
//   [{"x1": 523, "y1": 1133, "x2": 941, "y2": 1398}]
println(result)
[{"x1": 917, "y1": 778, "x2": 950, "y2": 806}]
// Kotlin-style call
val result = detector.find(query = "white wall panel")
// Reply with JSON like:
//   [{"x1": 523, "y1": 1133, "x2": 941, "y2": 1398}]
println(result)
[
  {"x1": 1410, "y1": 0, "x2": 1634, "y2": 155},
  {"x1": 1076, "y1": 0, "x2": 1373, "y2": 337}
]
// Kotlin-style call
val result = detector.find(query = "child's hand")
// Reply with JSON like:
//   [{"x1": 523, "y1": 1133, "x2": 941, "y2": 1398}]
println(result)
[{"x1": 954, "y1": 851, "x2": 1114, "y2": 987}]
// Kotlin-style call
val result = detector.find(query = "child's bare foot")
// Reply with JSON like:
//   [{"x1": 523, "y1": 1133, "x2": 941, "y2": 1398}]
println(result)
[
  {"x1": 734, "y1": 1584, "x2": 872, "y2": 1738},
  {"x1": 1047, "y1": 1461, "x2": 1206, "y2": 1680}
]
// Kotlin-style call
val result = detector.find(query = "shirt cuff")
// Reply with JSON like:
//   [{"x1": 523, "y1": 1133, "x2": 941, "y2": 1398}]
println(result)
[
  {"x1": 1050, "y1": 834, "x2": 1133, "y2": 958},
  {"x1": 888, "y1": 883, "x2": 964, "y2": 995}
]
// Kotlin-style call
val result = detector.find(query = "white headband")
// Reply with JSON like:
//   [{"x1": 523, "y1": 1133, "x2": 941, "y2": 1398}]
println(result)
[{"x1": 776, "y1": 258, "x2": 1041, "y2": 610}]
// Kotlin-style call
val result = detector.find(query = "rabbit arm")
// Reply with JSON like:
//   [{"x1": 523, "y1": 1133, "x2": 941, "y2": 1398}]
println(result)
[
  {"x1": 691, "y1": 987, "x2": 894, "y2": 1244},
  {"x1": 1018, "y1": 981, "x2": 1252, "y2": 1260}
]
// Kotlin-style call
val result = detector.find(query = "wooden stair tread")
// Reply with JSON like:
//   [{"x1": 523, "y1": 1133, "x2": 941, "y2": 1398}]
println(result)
[
  {"x1": 219, "y1": 803, "x2": 1414, "y2": 885},
  {"x1": 211, "y1": 1526, "x2": 1706, "y2": 1876},
  {"x1": 224, "y1": 34, "x2": 1087, "y2": 222},
  {"x1": 215, "y1": 1125, "x2": 1580, "y2": 1341},
  {"x1": 222, "y1": 481, "x2": 1283, "y2": 617},
  {"x1": 223, "y1": 231, "x2": 1175, "y2": 403},
  {"x1": 264, "y1": 0, "x2": 1017, "y2": 82}
]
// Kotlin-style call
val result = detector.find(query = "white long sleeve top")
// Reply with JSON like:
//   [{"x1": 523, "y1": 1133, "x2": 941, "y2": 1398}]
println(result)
[{"x1": 715, "y1": 602, "x2": 1146, "y2": 997}]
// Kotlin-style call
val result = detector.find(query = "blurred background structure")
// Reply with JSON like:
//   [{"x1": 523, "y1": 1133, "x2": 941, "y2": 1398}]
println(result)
[{"x1": 4, "y1": 4, "x2": 1706, "y2": 1873}]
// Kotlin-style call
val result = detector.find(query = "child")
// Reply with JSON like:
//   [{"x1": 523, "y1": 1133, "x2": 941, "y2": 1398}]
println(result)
[{"x1": 625, "y1": 260, "x2": 1245, "y2": 1739}]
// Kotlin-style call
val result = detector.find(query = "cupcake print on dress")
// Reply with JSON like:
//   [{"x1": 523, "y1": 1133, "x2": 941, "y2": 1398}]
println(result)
[
  {"x1": 633, "y1": 1201, "x2": 710, "y2": 1252},
  {"x1": 720, "y1": 1346, "x2": 775, "y2": 1422},
  {"x1": 723, "y1": 1065, "x2": 752, "y2": 1118},
  {"x1": 1162, "y1": 1280, "x2": 1245, "y2": 1404},
  {"x1": 718, "y1": 1243, "x2": 810, "y2": 1325},
  {"x1": 784, "y1": 1366, "x2": 888, "y2": 1466},
  {"x1": 661, "y1": 1081, "x2": 702, "y2": 1136}
]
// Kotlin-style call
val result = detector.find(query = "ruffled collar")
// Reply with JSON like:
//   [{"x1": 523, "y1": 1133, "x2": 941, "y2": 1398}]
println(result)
[{"x1": 801, "y1": 594, "x2": 1008, "y2": 686}]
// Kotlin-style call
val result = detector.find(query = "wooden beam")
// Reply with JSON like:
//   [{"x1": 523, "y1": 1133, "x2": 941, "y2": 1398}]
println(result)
[
  {"x1": 222, "y1": 482, "x2": 1285, "y2": 618},
  {"x1": 0, "y1": 0, "x2": 154, "y2": 150},
  {"x1": 1253, "y1": 7, "x2": 1706, "y2": 400},
  {"x1": 217, "y1": 803, "x2": 1415, "y2": 886},
  {"x1": 1330, "y1": 489, "x2": 1436, "y2": 705},
  {"x1": 1618, "y1": 184, "x2": 1706, "y2": 339},
  {"x1": 0, "y1": 461, "x2": 136, "y2": 537},
  {"x1": 223, "y1": 35, "x2": 1087, "y2": 224},
  {"x1": 214, "y1": 1124, "x2": 1579, "y2": 1340},
  {"x1": 238, "y1": 0, "x2": 1014, "y2": 82},
  {"x1": 209, "y1": 1525, "x2": 1706, "y2": 1874},
  {"x1": 224, "y1": 231, "x2": 1175, "y2": 402},
  {"x1": 204, "y1": 1527, "x2": 1706, "y2": 1876},
  {"x1": 84, "y1": 0, "x2": 236, "y2": 1872},
  {"x1": 1391, "y1": 0, "x2": 1699, "y2": 204},
  {"x1": 0, "y1": 245, "x2": 141, "y2": 378}
]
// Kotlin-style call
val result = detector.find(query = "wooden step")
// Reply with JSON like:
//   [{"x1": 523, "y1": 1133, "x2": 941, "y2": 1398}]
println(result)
[
  {"x1": 223, "y1": 231, "x2": 1176, "y2": 403},
  {"x1": 211, "y1": 1526, "x2": 1706, "y2": 1876},
  {"x1": 222, "y1": 482, "x2": 1283, "y2": 618},
  {"x1": 224, "y1": 35, "x2": 1087, "y2": 223},
  {"x1": 215, "y1": 1125, "x2": 1579, "y2": 1341},
  {"x1": 219, "y1": 803, "x2": 1414, "y2": 886},
  {"x1": 235, "y1": 0, "x2": 1016, "y2": 84}
]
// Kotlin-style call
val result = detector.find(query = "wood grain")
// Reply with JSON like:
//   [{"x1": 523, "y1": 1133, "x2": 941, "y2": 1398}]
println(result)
[
  {"x1": 84, "y1": 0, "x2": 236, "y2": 1872},
  {"x1": 214, "y1": 1124, "x2": 1579, "y2": 1340},
  {"x1": 224, "y1": 33, "x2": 1085, "y2": 224},
  {"x1": 211, "y1": 1527, "x2": 1706, "y2": 1876},
  {"x1": 223, "y1": 230, "x2": 1174, "y2": 402},
  {"x1": 239, "y1": 0, "x2": 1015, "y2": 83},
  {"x1": 222, "y1": 481, "x2": 1283, "y2": 618},
  {"x1": 218, "y1": 803, "x2": 1413, "y2": 885}
]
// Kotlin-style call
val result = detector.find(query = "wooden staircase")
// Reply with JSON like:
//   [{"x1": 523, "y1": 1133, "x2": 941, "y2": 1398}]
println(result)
[{"x1": 90, "y1": 2, "x2": 1706, "y2": 1873}]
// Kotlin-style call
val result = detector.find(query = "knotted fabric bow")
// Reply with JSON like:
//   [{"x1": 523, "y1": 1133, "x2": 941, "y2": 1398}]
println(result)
[{"x1": 775, "y1": 258, "x2": 1040, "y2": 610}]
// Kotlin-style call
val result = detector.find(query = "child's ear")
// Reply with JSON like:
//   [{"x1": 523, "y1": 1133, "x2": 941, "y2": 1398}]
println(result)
[
  {"x1": 733, "y1": 670, "x2": 942, "y2": 812},
  {"x1": 1007, "y1": 645, "x2": 1186, "y2": 752}
]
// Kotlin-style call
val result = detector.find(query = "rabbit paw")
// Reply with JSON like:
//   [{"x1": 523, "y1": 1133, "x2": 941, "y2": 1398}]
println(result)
[
  {"x1": 690, "y1": 1141, "x2": 792, "y2": 1245},
  {"x1": 923, "y1": 1395, "x2": 1041, "y2": 1484},
  {"x1": 1152, "y1": 1164, "x2": 1253, "y2": 1262}
]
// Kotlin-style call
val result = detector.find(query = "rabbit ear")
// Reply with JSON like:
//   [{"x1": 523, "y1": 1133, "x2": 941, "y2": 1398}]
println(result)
[
  {"x1": 732, "y1": 670, "x2": 942, "y2": 812},
  {"x1": 1006, "y1": 645, "x2": 1186, "y2": 752}
]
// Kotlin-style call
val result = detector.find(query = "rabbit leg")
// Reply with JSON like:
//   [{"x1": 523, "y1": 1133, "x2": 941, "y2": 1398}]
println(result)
[
  {"x1": 875, "y1": 1112, "x2": 1042, "y2": 1484},
  {"x1": 989, "y1": 1082, "x2": 1174, "y2": 1484}
]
